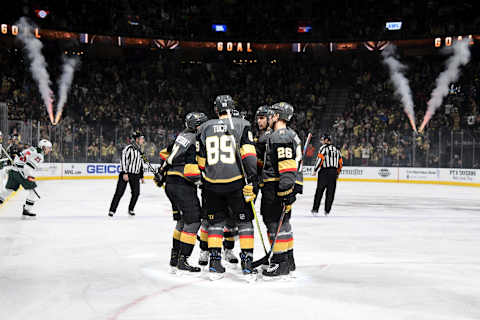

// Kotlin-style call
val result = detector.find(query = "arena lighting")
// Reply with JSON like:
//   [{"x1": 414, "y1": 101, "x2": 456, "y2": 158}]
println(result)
[
  {"x1": 212, "y1": 24, "x2": 227, "y2": 32},
  {"x1": 386, "y1": 21, "x2": 402, "y2": 30},
  {"x1": 35, "y1": 10, "x2": 49, "y2": 19},
  {"x1": 297, "y1": 26, "x2": 312, "y2": 33}
]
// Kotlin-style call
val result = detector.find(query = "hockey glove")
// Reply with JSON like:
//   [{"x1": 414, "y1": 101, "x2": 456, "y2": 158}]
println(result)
[
  {"x1": 172, "y1": 209, "x2": 181, "y2": 221},
  {"x1": 251, "y1": 176, "x2": 260, "y2": 196},
  {"x1": 242, "y1": 183, "x2": 256, "y2": 203},
  {"x1": 294, "y1": 183, "x2": 303, "y2": 195},
  {"x1": 153, "y1": 168, "x2": 166, "y2": 188},
  {"x1": 278, "y1": 187, "x2": 296, "y2": 213}
]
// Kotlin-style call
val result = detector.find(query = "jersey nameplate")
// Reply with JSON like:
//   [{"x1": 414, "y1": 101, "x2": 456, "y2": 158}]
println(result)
[{"x1": 176, "y1": 135, "x2": 190, "y2": 148}]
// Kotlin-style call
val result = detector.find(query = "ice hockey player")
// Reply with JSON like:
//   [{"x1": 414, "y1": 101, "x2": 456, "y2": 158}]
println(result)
[
  {"x1": 156, "y1": 112, "x2": 208, "y2": 274},
  {"x1": 0, "y1": 139, "x2": 52, "y2": 218},
  {"x1": 254, "y1": 105, "x2": 271, "y2": 186},
  {"x1": 261, "y1": 102, "x2": 303, "y2": 278},
  {"x1": 197, "y1": 95, "x2": 258, "y2": 280},
  {"x1": 200, "y1": 105, "x2": 241, "y2": 266}
]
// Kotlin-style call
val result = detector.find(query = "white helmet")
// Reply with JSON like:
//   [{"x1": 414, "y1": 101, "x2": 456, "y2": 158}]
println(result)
[{"x1": 38, "y1": 139, "x2": 52, "y2": 150}]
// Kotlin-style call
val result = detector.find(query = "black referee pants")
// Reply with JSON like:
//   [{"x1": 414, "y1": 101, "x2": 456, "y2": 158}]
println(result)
[
  {"x1": 312, "y1": 168, "x2": 338, "y2": 213},
  {"x1": 109, "y1": 172, "x2": 141, "y2": 213}
]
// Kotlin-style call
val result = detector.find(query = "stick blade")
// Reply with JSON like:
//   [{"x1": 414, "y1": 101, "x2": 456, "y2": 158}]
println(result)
[{"x1": 252, "y1": 253, "x2": 270, "y2": 268}]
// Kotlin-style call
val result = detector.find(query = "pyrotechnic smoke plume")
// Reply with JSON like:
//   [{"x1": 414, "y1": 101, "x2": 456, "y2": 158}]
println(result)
[
  {"x1": 55, "y1": 56, "x2": 79, "y2": 124},
  {"x1": 419, "y1": 39, "x2": 471, "y2": 132},
  {"x1": 16, "y1": 17, "x2": 54, "y2": 124},
  {"x1": 381, "y1": 44, "x2": 417, "y2": 131}
]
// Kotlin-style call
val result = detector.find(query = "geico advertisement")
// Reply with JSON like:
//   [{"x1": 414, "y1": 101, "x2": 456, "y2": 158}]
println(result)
[
  {"x1": 86, "y1": 164, "x2": 121, "y2": 175},
  {"x1": 63, "y1": 163, "x2": 160, "y2": 176}
]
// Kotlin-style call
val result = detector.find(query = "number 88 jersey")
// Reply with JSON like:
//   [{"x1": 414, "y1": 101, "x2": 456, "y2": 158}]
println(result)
[{"x1": 196, "y1": 117, "x2": 257, "y2": 192}]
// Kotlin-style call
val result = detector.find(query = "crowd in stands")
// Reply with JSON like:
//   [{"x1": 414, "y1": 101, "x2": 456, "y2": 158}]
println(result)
[
  {"x1": 3, "y1": 1, "x2": 479, "y2": 41},
  {"x1": 1, "y1": 45, "x2": 480, "y2": 168},
  {"x1": 329, "y1": 55, "x2": 480, "y2": 168},
  {"x1": 0, "y1": 48, "x2": 333, "y2": 163}
]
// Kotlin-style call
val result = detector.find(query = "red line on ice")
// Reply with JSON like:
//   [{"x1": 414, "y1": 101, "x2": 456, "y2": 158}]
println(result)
[{"x1": 108, "y1": 279, "x2": 204, "y2": 320}]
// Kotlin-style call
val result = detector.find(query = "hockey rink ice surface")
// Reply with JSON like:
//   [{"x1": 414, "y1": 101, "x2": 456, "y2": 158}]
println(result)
[{"x1": 1, "y1": 179, "x2": 480, "y2": 320}]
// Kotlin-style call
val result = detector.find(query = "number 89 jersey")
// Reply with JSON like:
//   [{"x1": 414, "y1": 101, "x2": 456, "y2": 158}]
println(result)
[{"x1": 197, "y1": 117, "x2": 257, "y2": 192}]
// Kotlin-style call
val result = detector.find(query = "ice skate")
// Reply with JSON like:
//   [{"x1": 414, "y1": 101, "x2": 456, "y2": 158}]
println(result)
[
  {"x1": 177, "y1": 255, "x2": 201, "y2": 276},
  {"x1": 209, "y1": 251, "x2": 225, "y2": 281},
  {"x1": 22, "y1": 205, "x2": 36, "y2": 220}
]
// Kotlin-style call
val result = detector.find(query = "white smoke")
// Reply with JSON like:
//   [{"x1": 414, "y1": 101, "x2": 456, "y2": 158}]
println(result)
[
  {"x1": 426, "y1": 39, "x2": 471, "y2": 117},
  {"x1": 16, "y1": 17, "x2": 54, "y2": 120},
  {"x1": 381, "y1": 44, "x2": 415, "y2": 120},
  {"x1": 56, "y1": 56, "x2": 79, "y2": 115}
]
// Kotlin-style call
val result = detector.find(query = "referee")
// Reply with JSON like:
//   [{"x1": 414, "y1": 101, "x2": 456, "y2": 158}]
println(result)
[
  {"x1": 311, "y1": 134, "x2": 343, "y2": 216},
  {"x1": 108, "y1": 132, "x2": 145, "y2": 217}
]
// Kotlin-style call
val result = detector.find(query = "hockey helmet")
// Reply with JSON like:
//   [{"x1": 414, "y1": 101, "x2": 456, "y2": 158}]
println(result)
[
  {"x1": 255, "y1": 105, "x2": 270, "y2": 118},
  {"x1": 269, "y1": 102, "x2": 294, "y2": 122},
  {"x1": 185, "y1": 112, "x2": 209, "y2": 130},
  {"x1": 38, "y1": 139, "x2": 52, "y2": 150},
  {"x1": 213, "y1": 95, "x2": 235, "y2": 115}
]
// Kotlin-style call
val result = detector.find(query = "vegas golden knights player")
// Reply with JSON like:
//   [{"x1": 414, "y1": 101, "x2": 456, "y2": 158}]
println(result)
[
  {"x1": 261, "y1": 102, "x2": 303, "y2": 278},
  {"x1": 197, "y1": 95, "x2": 257, "y2": 280},
  {"x1": 197, "y1": 111, "x2": 243, "y2": 268},
  {"x1": 156, "y1": 112, "x2": 208, "y2": 273},
  {"x1": 254, "y1": 105, "x2": 271, "y2": 190}
]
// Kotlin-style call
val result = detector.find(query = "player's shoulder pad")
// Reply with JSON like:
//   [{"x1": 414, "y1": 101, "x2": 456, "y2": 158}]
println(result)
[
  {"x1": 271, "y1": 127, "x2": 293, "y2": 143},
  {"x1": 197, "y1": 119, "x2": 217, "y2": 134},
  {"x1": 287, "y1": 128, "x2": 302, "y2": 145}
]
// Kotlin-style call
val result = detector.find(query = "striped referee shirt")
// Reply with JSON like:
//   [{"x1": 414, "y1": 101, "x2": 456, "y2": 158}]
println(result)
[
  {"x1": 121, "y1": 144, "x2": 144, "y2": 176},
  {"x1": 314, "y1": 143, "x2": 343, "y2": 172}
]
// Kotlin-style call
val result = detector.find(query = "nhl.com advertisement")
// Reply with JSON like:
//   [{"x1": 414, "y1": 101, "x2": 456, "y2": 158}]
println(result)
[{"x1": 33, "y1": 163, "x2": 480, "y2": 186}]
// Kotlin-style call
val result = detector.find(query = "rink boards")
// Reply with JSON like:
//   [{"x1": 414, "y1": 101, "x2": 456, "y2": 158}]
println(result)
[{"x1": 30, "y1": 163, "x2": 480, "y2": 187}]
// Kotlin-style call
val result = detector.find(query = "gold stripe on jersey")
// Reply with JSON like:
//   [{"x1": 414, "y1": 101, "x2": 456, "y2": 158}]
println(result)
[
  {"x1": 208, "y1": 235, "x2": 223, "y2": 248},
  {"x1": 272, "y1": 240, "x2": 290, "y2": 253},
  {"x1": 239, "y1": 235, "x2": 254, "y2": 249},
  {"x1": 263, "y1": 177, "x2": 280, "y2": 183},
  {"x1": 295, "y1": 180, "x2": 303, "y2": 186},
  {"x1": 180, "y1": 231, "x2": 197, "y2": 245},
  {"x1": 197, "y1": 156, "x2": 206, "y2": 169},
  {"x1": 173, "y1": 229, "x2": 181, "y2": 241},
  {"x1": 240, "y1": 144, "x2": 256, "y2": 159},
  {"x1": 287, "y1": 238, "x2": 294, "y2": 250},
  {"x1": 200, "y1": 228, "x2": 208, "y2": 242},
  {"x1": 184, "y1": 164, "x2": 201, "y2": 177},
  {"x1": 159, "y1": 148, "x2": 170, "y2": 160},
  {"x1": 278, "y1": 159, "x2": 297, "y2": 173},
  {"x1": 203, "y1": 175, "x2": 243, "y2": 184},
  {"x1": 277, "y1": 187, "x2": 294, "y2": 196},
  {"x1": 167, "y1": 171, "x2": 188, "y2": 179}
]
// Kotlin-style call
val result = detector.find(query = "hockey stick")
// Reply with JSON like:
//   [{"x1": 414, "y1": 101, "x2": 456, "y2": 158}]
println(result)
[
  {"x1": 130, "y1": 143, "x2": 162, "y2": 181},
  {"x1": 0, "y1": 144, "x2": 41, "y2": 199},
  {"x1": 223, "y1": 110, "x2": 269, "y2": 255},
  {"x1": 251, "y1": 132, "x2": 312, "y2": 268}
]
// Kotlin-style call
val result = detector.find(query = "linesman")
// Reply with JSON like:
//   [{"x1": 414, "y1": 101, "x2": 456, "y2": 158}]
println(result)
[
  {"x1": 311, "y1": 134, "x2": 343, "y2": 216},
  {"x1": 108, "y1": 132, "x2": 145, "y2": 217}
]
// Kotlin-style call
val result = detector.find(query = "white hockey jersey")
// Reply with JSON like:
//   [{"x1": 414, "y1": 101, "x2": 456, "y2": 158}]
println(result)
[{"x1": 13, "y1": 147, "x2": 45, "y2": 178}]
